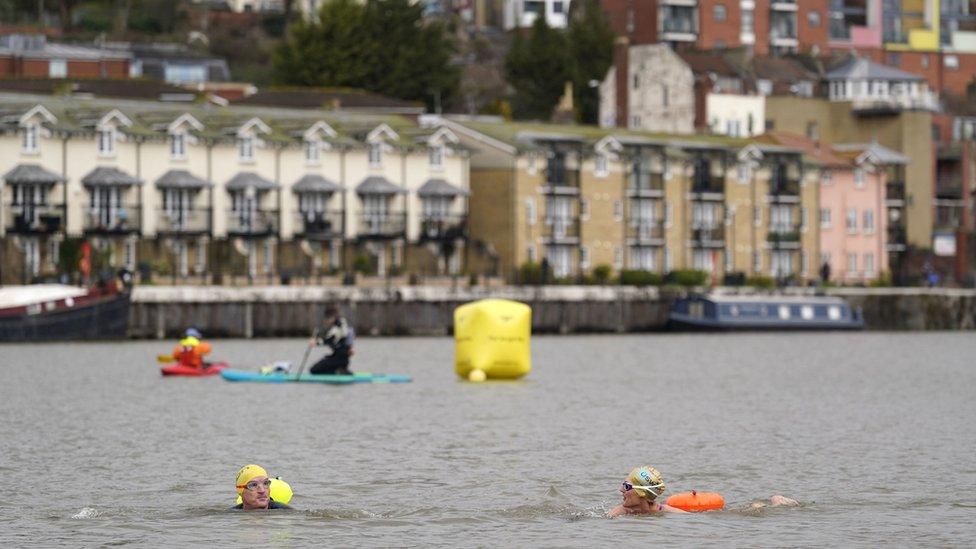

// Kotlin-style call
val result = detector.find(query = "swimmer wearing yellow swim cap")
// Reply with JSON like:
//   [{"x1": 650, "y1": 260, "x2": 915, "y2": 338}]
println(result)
[
  {"x1": 609, "y1": 466, "x2": 686, "y2": 516},
  {"x1": 232, "y1": 464, "x2": 293, "y2": 510}
]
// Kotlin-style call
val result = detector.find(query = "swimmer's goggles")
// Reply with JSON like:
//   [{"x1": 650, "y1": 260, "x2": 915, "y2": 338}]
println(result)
[
  {"x1": 237, "y1": 479, "x2": 273, "y2": 491},
  {"x1": 622, "y1": 481, "x2": 665, "y2": 493}
]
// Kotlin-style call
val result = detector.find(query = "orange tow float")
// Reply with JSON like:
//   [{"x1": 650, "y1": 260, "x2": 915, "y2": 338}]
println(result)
[{"x1": 666, "y1": 490, "x2": 725, "y2": 512}]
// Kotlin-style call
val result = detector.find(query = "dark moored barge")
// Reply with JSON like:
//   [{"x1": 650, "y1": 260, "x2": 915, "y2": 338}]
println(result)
[
  {"x1": 668, "y1": 294, "x2": 864, "y2": 331},
  {"x1": 0, "y1": 282, "x2": 130, "y2": 342}
]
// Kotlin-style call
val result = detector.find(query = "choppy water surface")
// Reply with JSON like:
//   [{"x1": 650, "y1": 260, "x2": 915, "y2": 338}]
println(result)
[{"x1": 1, "y1": 333, "x2": 975, "y2": 547}]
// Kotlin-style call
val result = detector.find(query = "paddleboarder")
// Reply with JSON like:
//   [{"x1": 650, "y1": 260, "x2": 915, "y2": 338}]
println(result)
[{"x1": 308, "y1": 304, "x2": 355, "y2": 375}]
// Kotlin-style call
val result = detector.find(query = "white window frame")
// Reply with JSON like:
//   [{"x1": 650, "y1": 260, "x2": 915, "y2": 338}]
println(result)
[
  {"x1": 304, "y1": 139, "x2": 321, "y2": 165},
  {"x1": 526, "y1": 198, "x2": 537, "y2": 225},
  {"x1": 97, "y1": 127, "x2": 117, "y2": 157},
  {"x1": 613, "y1": 200, "x2": 623, "y2": 221},
  {"x1": 369, "y1": 143, "x2": 383, "y2": 167},
  {"x1": 429, "y1": 145, "x2": 444, "y2": 170},
  {"x1": 846, "y1": 208, "x2": 857, "y2": 234},
  {"x1": 613, "y1": 246, "x2": 623, "y2": 270},
  {"x1": 594, "y1": 153, "x2": 608, "y2": 177},
  {"x1": 580, "y1": 245, "x2": 590, "y2": 269},
  {"x1": 22, "y1": 123, "x2": 40, "y2": 154},
  {"x1": 864, "y1": 252, "x2": 875, "y2": 277},
  {"x1": 753, "y1": 250, "x2": 762, "y2": 272},
  {"x1": 820, "y1": 207, "x2": 832, "y2": 228},
  {"x1": 847, "y1": 252, "x2": 857, "y2": 276},
  {"x1": 238, "y1": 136, "x2": 255, "y2": 162},
  {"x1": 580, "y1": 198, "x2": 590, "y2": 221},
  {"x1": 170, "y1": 132, "x2": 187, "y2": 160},
  {"x1": 854, "y1": 168, "x2": 865, "y2": 188},
  {"x1": 49, "y1": 59, "x2": 67, "y2": 78},
  {"x1": 863, "y1": 209, "x2": 875, "y2": 234}
]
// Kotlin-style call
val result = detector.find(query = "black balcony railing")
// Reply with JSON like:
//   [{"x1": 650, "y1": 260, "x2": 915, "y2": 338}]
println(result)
[
  {"x1": 294, "y1": 210, "x2": 343, "y2": 238},
  {"x1": 627, "y1": 221, "x2": 664, "y2": 242},
  {"x1": 886, "y1": 181, "x2": 906, "y2": 201},
  {"x1": 157, "y1": 208, "x2": 211, "y2": 234},
  {"x1": 936, "y1": 177, "x2": 963, "y2": 199},
  {"x1": 544, "y1": 169, "x2": 581, "y2": 189},
  {"x1": 769, "y1": 177, "x2": 800, "y2": 196},
  {"x1": 767, "y1": 227, "x2": 801, "y2": 245},
  {"x1": 84, "y1": 205, "x2": 141, "y2": 234},
  {"x1": 4, "y1": 203, "x2": 63, "y2": 233},
  {"x1": 628, "y1": 172, "x2": 665, "y2": 195},
  {"x1": 543, "y1": 217, "x2": 580, "y2": 241},
  {"x1": 226, "y1": 209, "x2": 279, "y2": 235},
  {"x1": 358, "y1": 212, "x2": 406, "y2": 237},
  {"x1": 691, "y1": 174, "x2": 725, "y2": 194},
  {"x1": 420, "y1": 214, "x2": 467, "y2": 240},
  {"x1": 691, "y1": 225, "x2": 725, "y2": 243},
  {"x1": 887, "y1": 225, "x2": 906, "y2": 245}
]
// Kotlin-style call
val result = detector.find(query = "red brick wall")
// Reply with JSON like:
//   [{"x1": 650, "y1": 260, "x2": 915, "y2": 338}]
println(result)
[
  {"x1": 0, "y1": 55, "x2": 14, "y2": 76},
  {"x1": 752, "y1": 1, "x2": 770, "y2": 56},
  {"x1": 102, "y1": 59, "x2": 129, "y2": 78},
  {"x1": 797, "y1": 0, "x2": 830, "y2": 54},
  {"x1": 940, "y1": 52, "x2": 976, "y2": 97},
  {"x1": 67, "y1": 60, "x2": 100, "y2": 78},
  {"x1": 889, "y1": 51, "x2": 943, "y2": 93},
  {"x1": 22, "y1": 58, "x2": 48, "y2": 77},
  {"x1": 601, "y1": 0, "x2": 659, "y2": 45},
  {"x1": 697, "y1": 0, "x2": 742, "y2": 50}
]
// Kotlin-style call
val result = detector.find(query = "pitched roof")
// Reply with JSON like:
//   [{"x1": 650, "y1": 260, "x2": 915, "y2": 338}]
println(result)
[
  {"x1": 825, "y1": 57, "x2": 924, "y2": 81},
  {"x1": 225, "y1": 172, "x2": 276, "y2": 190},
  {"x1": 677, "y1": 52, "x2": 742, "y2": 78},
  {"x1": 750, "y1": 56, "x2": 820, "y2": 81},
  {"x1": 417, "y1": 178, "x2": 469, "y2": 197},
  {"x1": 232, "y1": 88, "x2": 424, "y2": 113},
  {"x1": 81, "y1": 166, "x2": 142, "y2": 186},
  {"x1": 356, "y1": 176, "x2": 404, "y2": 195},
  {"x1": 292, "y1": 174, "x2": 342, "y2": 193},
  {"x1": 155, "y1": 169, "x2": 210, "y2": 188},
  {"x1": 2, "y1": 163, "x2": 64, "y2": 184},
  {"x1": 757, "y1": 131, "x2": 850, "y2": 167},
  {"x1": 0, "y1": 78, "x2": 197, "y2": 101},
  {"x1": 831, "y1": 142, "x2": 910, "y2": 165}
]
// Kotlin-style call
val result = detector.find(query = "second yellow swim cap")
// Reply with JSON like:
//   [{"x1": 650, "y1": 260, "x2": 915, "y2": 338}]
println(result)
[
  {"x1": 235, "y1": 477, "x2": 293, "y2": 505},
  {"x1": 235, "y1": 464, "x2": 268, "y2": 495}
]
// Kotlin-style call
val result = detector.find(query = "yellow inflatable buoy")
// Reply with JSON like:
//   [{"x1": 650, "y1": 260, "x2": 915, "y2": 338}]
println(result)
[
  {"x1": 235, "y1": 477, "x2": 293, "y2": 505},
  {"x1": 454, "y1": 298, "x2": 531, "y2": 380}
]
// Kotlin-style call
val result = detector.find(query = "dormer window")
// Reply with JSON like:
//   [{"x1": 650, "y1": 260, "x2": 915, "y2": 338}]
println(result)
[
  {"x1": 239, "y1": 136, "x2": 254, "y2": 161},
  {"x1": 305, "y1": 140, "x2": 321, "y2": 164},
  {"x1": 170, "y1": 133, "x2": 186, "y2": 159},
  {"x1": 22, "y1": 123, "x2": 39, "y2": 153},
  {"x1": 429, "y1": 145, "x2": 443, "y2": 169},
  {"x1": 97, "y1": 127, "x2": 116, "y2": 156},
  {"x1": 369, "y1": 143, "x2": 383, "y2": 167}
]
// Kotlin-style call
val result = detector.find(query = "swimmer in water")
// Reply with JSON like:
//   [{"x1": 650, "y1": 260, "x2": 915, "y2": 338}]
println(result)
[
  {"x1": 232, "y1": 464, "x2": 292, "y2": 510},
  {"x1": 608, "y1": 465, "x2": 798, "y2": 517}
]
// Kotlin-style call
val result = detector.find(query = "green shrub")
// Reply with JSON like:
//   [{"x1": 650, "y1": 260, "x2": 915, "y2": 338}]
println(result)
[
  {"x1": 591, "y1": 264, "x2": 613, "y2": 284},
  {"x1": 518, "y1": 261, "x2": 543, "y2": 284},
  {"x1": 666, "y1": 269, "x2": 709, "y2": 287},
  {"x1": 746, "y1": 275, "x2": 775, "y2": 289},
  {"x1": 352, "y1": 254, "x2": 375, "y2": 275},
  {"x1": 619, "y1": 269, "x2": 663, "y2": 286},
  {"x1": 869, "y1": 270, "x2": 893, "y2": 287}
]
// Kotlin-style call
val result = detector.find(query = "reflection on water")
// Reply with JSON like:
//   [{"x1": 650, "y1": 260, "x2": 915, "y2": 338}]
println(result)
[{"x1": 1, "y1": 333, "x2": 975, "y2": 546}]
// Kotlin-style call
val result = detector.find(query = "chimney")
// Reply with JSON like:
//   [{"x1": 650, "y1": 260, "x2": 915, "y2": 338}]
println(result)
[{"x1": 614, "y1": 36, "x2": 630, "y2": 128}]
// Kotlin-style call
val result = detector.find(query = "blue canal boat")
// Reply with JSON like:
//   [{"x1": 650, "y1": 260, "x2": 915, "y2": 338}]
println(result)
[{"x1": 668, "y1": 294, "x2": 864, "y2": 331}]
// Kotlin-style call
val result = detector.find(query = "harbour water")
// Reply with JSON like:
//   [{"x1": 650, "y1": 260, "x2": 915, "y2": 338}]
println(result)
[{"x1": 1, "y1": 333, "x2": 974, "y2": 547}]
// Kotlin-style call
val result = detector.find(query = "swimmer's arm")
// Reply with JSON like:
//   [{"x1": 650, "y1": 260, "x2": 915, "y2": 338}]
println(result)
[
  {"x1": 607, "y1": 505, "x2": 626, "y2": 518},
  {"x1": 657, "y1": 503, "x2": 689, "y2": 513},
  {"x1": 750, "y1": 495, "x2": 800, "y2": 509}
]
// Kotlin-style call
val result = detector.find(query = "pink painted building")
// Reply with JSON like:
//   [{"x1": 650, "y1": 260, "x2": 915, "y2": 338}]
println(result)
[{"x1": 762, "y1": 132, "x2": 888, "y2": 283}]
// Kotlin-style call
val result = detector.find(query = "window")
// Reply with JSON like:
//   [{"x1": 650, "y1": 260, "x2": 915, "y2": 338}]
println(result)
[
  {"x1": 580, "y1": 198, "x2": 590, "y2": 220},
  {"x1": 945, "y1": 55, "x2": 959, "y2": 69},
  {"x1": 305, "y1": 140, "x2": 321, "y2": 164},
  {"x1": 741, "y1": 8, "x2": 754, "y2": 34},
  {"x1": 662, "y1": 85, "x2": 669, "y2": 107},
  {"x1": 847, "y1": 252, "x2": 857, "y2": 275},
  {"x1": 526, "y1": 198, "x2": 536, "y2": 225},
  {"x1": 846, "y1": 208, "x2": 857, "y2": 233},
  {"x1": 238, "y1": 136, "x2": 254, "y2": 161},
  {"x1": 170, "y1": 133, "x2": 186, "y2": 159},
  {"x1": 553, "y1": 1, "x2": 565, "y2": 14},
  {"x1": 822, "y1": 170, "x2": 832, "y2": 185},
  {"x1": 369, "y1": 143, "x2": 382, "y2": 166},
  {"x1": 595, "y1": 153, "x2": 608, "y2": 176},
  {"x1": 614, "y1": 247, "x2": 623, "y2": 269},
  {"x1": 527, "y1": 244, "x2": 537, "y2": 263},
  {"x1": 633, "y1": 74, "x2": 640, "y2": 90},
  {"x1": 263, "y1": 240, "x2": 274, "y2": 274},
  {"x1": 22, "y1": 123, "x2": 39, "y2": 153},
  {"x1": 737, "y1": 163, "x2": 750, "y2": 183},
  {"x1": 631, "y1": 115, "x2": 641, "y2": 128},
  {"x1": 754, "y1": 205, "x2": 762, "y2": 226},
  {"x1": 807, "y1": 11, "x2": 820, "y2": 27},
  {"x1": 854, "y1": 168, "x2": 865, "y2": 188},
  {"x1": 863, "y1": 209, "x2": 874, "y2": 233},
  {"x1": 806, "y1": 121, "x2": 819, "y2": 140},
  {"x1": 753, "y1": 250, "x2": 762, "y2": 272},
  {"x1": 921, "y1": 55, "x2": 929, "y2": 69},
  {"x1": 725, "y1": 246, "x2": 733, "y2": 272},
  {"x1": 614, "y1": 200, "x2": 623, "y2": 221},
  {"x1": 49, "y1": 59, "x2": 67, "y2": 78},
  {"x1": 664, "y1": 201, "x2": 673, "y2": 228},
  {"x1": 580, "y1": 245, "x2": 590, "y2": 268},
  {"x1": 429, "y1": 145, "x2": 444, "y2": 169},
  {"x1": 714, "y1": 5, "x2": 726, "y2": 22},
  {"x1": 97, "y1": 127, "x2": 116, "y2": 156},
  {"x1": 765, "y1": 119, "x2": 775, "y2": 131}
]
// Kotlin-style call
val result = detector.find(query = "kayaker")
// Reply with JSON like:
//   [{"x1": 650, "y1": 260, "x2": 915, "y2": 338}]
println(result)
[
  {"x1": 172, "y1": 327, "x2": 212, "y2": 369},
  {"x1": 309, "y1": 304, "x2": 355, "y2": 375},
  {"x1": 607, "y1": 465, "x2": 798, "y2": 517},
  {"x1": 232, "y1": 464, "x2": 292, "y2": 510}
]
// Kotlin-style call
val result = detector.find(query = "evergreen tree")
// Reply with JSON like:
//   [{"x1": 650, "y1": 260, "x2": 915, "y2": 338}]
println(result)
[
  {"x1": 567, "y1": 0, "x2": 615, "y2": 124},
  {"x1": 504, "y1": 16, "x2": 573, "y2": 120},
  {"x1": 272, "y1": 0, "x2": 458, "y2": 110}
]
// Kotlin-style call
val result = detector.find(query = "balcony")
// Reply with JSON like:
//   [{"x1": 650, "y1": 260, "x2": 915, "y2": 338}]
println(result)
[
  {"x1": 887, "y1": 224, "x2": 906, "y2": 252},
  {"x1": 627, "y1": 172, "x2": 665, "y2": 197},
  {"x1": 770, "y1": 0, "x2": 798, "y2": 11},
  {"x1": 767, "y1": 225, "x2": 802, "y2": 248},
  {"x1": 934, "y1": 200, "x2": 964, "y2": 230},
  {"x1": 660, "y1": 6, "x2": 697, "y2": 41},
  {"x1": 157, "y1": 208, "x2": 211, "y2": 234},
  {"x1": 543, "y1": 170, "x2": 581, "y2": 194},
  {"x1": 293, "y1": 210, "x2": 343, "y2": 240},
  {"x1": 420, "y1": 214, "x2": 467, "y2": 241},
  {"x1": 226, "y1": 209, "x2": 279, "y2": 236},
  {"x1": 358, "y1": 212, "x2": 406, "y2": 238},
  {"x1": 3, "y1": 203, "x2": 63, "y2": 234},
  {"x1": 542, "y1": 217, "x2": 579, "y2": 244},
  {"x1": 851, "y1": 94, "x2": 940, "y2": 114},
  {"x1": 885, "y1": 180, "x2": 906, "y2": 204},
  {"x1": 84, "y1": 206, "x2": 141, "y2": 234},
  {"x1": 626, "y1": 220, "x2": 664, "y2": 244},
  {"x1": 936, "y1": 176, "x2": 963, "y2": 200},
  {"x1": 768, "y1": 177, "x2": 801, "y2": 202},
  {"x1": 690, "y1": 225, "x2": 725, "y2": 247},
  {"x1": 690, "y1": 174, "x2": 725, "y2": 197}
]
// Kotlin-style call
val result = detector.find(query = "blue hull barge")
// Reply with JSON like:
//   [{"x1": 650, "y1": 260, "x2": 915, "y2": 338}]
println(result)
[{"x1": 668, "y1": 294, "x2": 864, "y2": 331}]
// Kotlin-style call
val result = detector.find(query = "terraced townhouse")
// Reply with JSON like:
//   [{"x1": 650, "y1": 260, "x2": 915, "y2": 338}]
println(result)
[
  {"x1": 0, "y1": 96, "x2": 475, "y2": 284},
  {"x1": 439, "y1": 117, "x2": 823, "y2": 284}
]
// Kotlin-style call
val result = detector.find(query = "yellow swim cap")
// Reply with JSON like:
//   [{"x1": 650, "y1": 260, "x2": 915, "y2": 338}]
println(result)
[
  {"x1": 179, "y1": 336, "x2": 200, "y2": 347},
  {"x1": 235, "y1": 464, "x2": 268, "y2": 495},
  {"x1": 236, "y1": 477, "x2": 292, "y2": 505},
  {"x1": 627, "y1": 466, "x2": 666, "y2": 501}
]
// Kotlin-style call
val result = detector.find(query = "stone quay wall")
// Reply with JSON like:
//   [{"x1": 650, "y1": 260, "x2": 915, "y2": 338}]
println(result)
[{"x1": 129, "y1": 286, "x2": 976, "y2": 338}]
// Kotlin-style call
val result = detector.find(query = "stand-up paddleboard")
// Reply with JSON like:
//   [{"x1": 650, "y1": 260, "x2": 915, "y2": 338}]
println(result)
[
  {"x1": 220, "y1": 369, "x2": 411, "y2": 384},
  {"x1": 161, "y1": 362, "x2": 228, "y2": 377}
]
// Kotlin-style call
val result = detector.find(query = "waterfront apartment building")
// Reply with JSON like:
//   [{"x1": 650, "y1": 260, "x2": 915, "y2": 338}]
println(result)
[
  {"x1": 0, "y1": 34, "x2": 131, "y2": 79},
  {"x1": 0, "y1": 97, "x2": 473, "y2": 284},
  {"x1": 441, "y1": 117, "x2": 820, "y2": 284}
]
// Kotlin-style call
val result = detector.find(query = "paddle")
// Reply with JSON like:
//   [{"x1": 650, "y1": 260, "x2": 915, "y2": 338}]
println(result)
[
  {"x1": 292, "y1": 327, "x2": 320, "y2": 380},
  {"x1": 157, "y1": 354, "x2": 174, "y2": 363}
]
